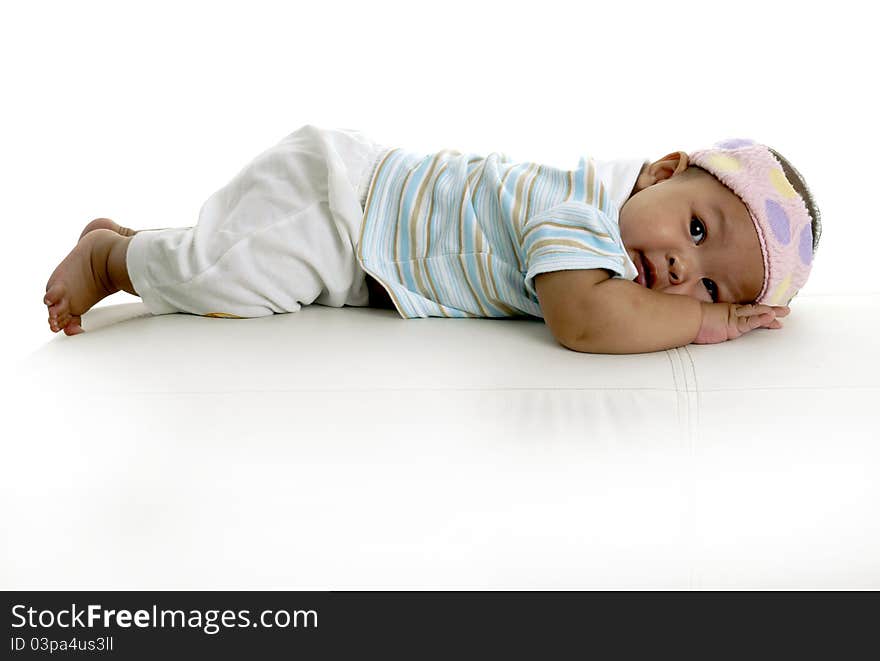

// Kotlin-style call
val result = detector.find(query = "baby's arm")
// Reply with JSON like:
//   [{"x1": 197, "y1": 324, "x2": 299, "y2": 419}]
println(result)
[{"x1": 535, "y1": 269, "x2": 786, "y2": 354}]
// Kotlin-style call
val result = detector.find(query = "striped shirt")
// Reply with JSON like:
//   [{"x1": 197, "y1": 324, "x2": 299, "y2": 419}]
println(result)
[{"x1": 356, "y1": 147, "x2": 646, "y2": 319}]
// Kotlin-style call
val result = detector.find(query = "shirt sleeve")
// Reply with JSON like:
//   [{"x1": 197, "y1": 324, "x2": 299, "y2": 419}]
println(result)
[{"x1": 521, "y1": 200, "x2": 638, "y2": 300}]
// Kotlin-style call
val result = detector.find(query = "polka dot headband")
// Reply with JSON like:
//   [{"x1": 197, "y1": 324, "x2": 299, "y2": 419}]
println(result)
[{"x1": 688, "y1": 138, "x2": 815, "y2": 306}]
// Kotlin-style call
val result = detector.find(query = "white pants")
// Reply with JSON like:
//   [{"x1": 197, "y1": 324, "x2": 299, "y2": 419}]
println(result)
[{"x1": 126, "y1": 124, "x2": 388, "y2": 317}]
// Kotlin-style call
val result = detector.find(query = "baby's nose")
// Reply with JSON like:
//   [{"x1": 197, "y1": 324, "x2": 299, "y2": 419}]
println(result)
[{"x1": 668, "y1": 259, "x2": 680, "y2": 283}]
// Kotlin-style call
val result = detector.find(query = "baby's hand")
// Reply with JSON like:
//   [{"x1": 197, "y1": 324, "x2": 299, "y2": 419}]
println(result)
[{"x1": 693, "y1": 302, "x2": 790, "y2": 345}]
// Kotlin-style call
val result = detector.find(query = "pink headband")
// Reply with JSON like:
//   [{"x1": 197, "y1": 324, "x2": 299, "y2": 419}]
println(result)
[{"x1": 688, "y1": 138, "x2": 815, "y2": 306}]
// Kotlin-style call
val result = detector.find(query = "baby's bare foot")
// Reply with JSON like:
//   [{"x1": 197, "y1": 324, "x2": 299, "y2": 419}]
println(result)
[
  {"x1": 44, "y1": 229, "x2": 130, "y2": 335},
  {"x1": 79, "y1": 217, "x2": 137, "y2": 241}
]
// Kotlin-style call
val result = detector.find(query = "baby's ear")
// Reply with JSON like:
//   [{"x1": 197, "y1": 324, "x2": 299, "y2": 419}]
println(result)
[{"x1": 647, "y1": 151, "x2": 689, "y2": 184}]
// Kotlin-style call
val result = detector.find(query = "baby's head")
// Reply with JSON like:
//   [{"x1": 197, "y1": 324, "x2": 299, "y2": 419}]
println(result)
[{"x1": 618, "y1": 139, "x2": 821, "y2": 305}]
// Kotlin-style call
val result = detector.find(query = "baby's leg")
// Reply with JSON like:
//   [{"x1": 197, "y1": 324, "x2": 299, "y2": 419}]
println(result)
[
  {"x1": 44, "y1": 229, "x2": 135, "y2": 335},
  {"x1": 51, "y1": 126, "x2": 377, "y2": 330}
]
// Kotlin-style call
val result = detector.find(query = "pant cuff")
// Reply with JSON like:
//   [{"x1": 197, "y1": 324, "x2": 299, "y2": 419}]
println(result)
[{"x1": 126, "y1": 230, "x2": 181, "y2": 316}]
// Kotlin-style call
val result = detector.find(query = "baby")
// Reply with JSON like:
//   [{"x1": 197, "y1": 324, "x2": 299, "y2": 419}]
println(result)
[{"x1": 44, "y1": 125, "x2": 820, "y2": 353}]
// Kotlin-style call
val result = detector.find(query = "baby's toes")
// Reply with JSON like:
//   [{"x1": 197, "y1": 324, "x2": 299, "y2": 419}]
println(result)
[
  {"x1": 44, "y1": 281, "x2": 71, "y2": 312},
  {"x1": 62, "y1": 316, "x2": 84, "y2": 335},
  {"x1": 47, "y1": 310, "x2": 71, "y2": 333},
  {"x1": 44, "y1": 282, "x2": 63, "y2": 307},
  {"x1": 48, "y1": 297, "x2": 69, "y2": 321},
  {"x1": 55, "y1": 310, "x2": 72, "y2": 329},
  {"x1": 45, "y1": 284, "x2": 69, "y2": 331}
]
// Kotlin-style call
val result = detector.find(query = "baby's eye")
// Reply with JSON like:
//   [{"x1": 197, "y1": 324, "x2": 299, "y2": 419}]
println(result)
[
  {"x1": 703, "y1": 278, "x2": 718, "y2": 302},
  {"x1": 690, "y1": 217, "x2": 706, "y2": 244}
]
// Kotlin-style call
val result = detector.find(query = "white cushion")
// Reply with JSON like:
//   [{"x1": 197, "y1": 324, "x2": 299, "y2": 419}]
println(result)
[{"x1": 7, "y1": 293, "x2": 879, "y2": 588}]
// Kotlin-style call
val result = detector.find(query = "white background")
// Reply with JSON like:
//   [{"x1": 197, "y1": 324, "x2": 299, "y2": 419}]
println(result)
[
  {"x1": 1, "y1": 0, "x2": 876, "y2": 363},
  {"x1": 2, "y1": 0, "x2": 879, "y2": 593}
]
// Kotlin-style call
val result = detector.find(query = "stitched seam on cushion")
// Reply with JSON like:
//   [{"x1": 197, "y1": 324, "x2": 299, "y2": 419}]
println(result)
[
  {"x1": 682, "y1": 344, "x2": 701, "y2": 447},
  {"x1": 664, "y1": 349, "x2": 683, "y2": 439}
]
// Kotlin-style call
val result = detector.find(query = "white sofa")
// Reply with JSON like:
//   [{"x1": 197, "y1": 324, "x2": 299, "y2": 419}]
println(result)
[{"x1": 5, "y1": 293, "x2": 879, "y2": 589}]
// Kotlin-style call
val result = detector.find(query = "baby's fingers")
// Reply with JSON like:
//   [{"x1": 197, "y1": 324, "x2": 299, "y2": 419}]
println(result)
[
  {"x1": 736, "y1": 304, "x2": 790, "y2": 318},
  {"x1": 735, "y1": 311, "x2": 773, "y2": 334},
  {"x1": 773, "y1": 305, "x2": 791, "y2": 317},
  {"x1": 734, "y1": 304, "x2": 775, "y2": 318},
  {"x1": 754, "y1": 312, "x2": 777, "y2": 328}
]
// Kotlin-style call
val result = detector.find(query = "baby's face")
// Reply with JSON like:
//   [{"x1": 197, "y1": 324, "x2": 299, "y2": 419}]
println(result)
[{"x1": 618, "y1": 154, "x2": 764, "y2": 304}]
